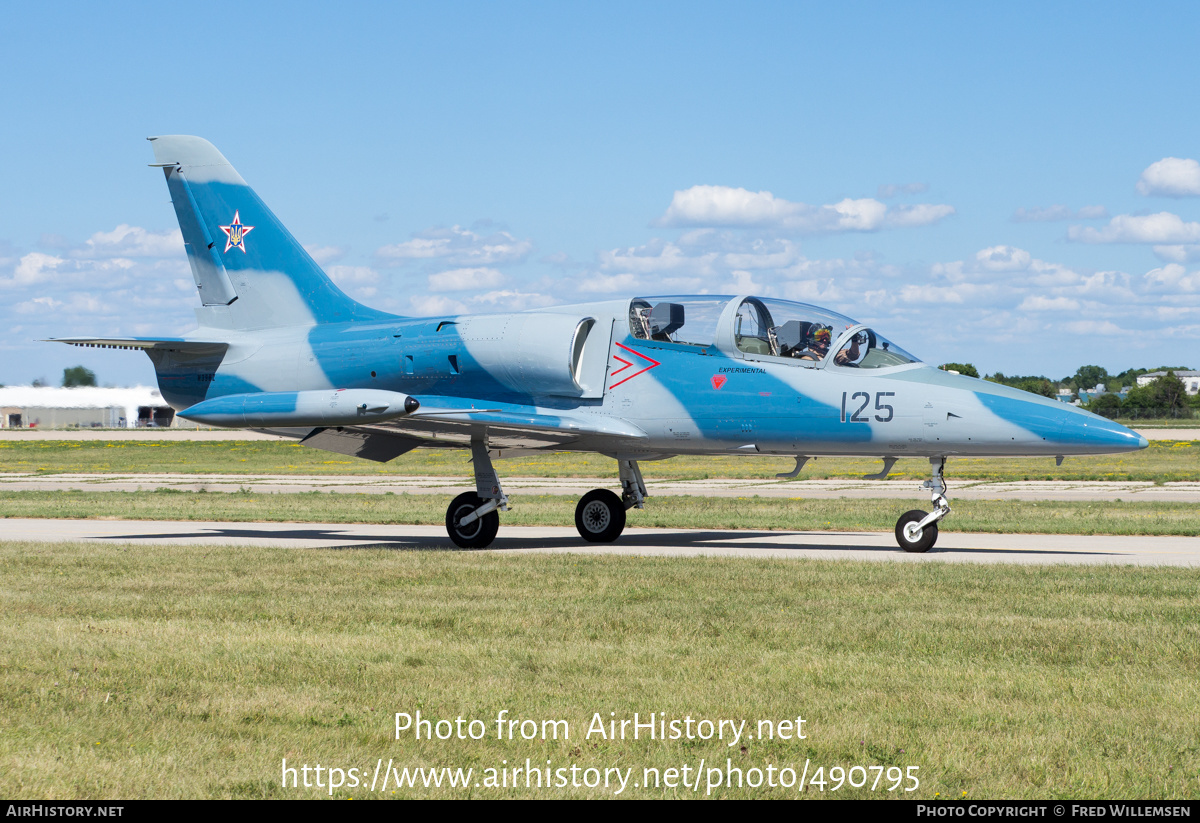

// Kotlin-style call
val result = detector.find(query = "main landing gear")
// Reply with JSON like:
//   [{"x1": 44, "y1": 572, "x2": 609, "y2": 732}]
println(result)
[
  {"x1": 894, "y1": 457, "x2": 951, "y2": 553},
  {"x1": 444, "y1": 445, "x2": 647, "y2": 549},
  {"x1": 445, "y1": 440, "x2": 508, "y2": 549},
  {"x1": 575, "y1": 459, "x2": 646, "y2": 543}
]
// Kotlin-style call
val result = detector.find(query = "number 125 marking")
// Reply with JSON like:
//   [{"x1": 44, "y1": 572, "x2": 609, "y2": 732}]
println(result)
[{"x1": 841, "y1": 391, "x2": 895, "y2": 423}]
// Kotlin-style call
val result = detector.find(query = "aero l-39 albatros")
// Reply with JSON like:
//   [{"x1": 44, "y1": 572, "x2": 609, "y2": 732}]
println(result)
[{"x1": 53, "y1": 137, "x2": 1148, "y2": 551}]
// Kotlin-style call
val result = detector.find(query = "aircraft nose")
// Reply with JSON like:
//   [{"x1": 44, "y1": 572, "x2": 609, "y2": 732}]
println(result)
[{"x1": 1057, "y1": 412, "x2": 1147, "y2": 453}]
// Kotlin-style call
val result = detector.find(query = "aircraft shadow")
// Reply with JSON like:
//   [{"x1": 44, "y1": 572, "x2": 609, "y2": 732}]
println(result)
[{"x1": 93, "y1": 525, "x2": 1115, "y2": 558}]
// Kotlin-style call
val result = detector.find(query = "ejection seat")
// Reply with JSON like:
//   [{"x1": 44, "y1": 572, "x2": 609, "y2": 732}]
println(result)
[
  {"x1": 776, "y1": 320, "x2": 810, "y2": 358},
  {"x1": 649, "y1": 303, "x2": 685, "y2": 342}
]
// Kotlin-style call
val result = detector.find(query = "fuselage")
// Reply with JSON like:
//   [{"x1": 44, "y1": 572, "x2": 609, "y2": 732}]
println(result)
[{"x1": 159, "y1": 294, "x2": 1147, "y2": 460}]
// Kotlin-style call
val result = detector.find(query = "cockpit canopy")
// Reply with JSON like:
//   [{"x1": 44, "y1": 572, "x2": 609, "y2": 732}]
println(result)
[{"x1": 629, "y1": 295, "x2": 920, "y2": 369}]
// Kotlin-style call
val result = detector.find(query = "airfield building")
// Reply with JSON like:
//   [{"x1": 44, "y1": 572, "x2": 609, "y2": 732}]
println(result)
[
  {"x1": 0, "y1": 386, "x2": 178, "y2": 429},
  {"x1": 1136, "y1": 371, "x2": 1200, "y2": 394}
]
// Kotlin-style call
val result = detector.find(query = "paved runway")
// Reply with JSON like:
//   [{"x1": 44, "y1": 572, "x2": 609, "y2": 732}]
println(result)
[
  {"x1": 4, "y1": 471, "x2": 1199, "y2": 502},
  {"x1": 4, "y1": 518, "x2": 1199, "y2": 566}
]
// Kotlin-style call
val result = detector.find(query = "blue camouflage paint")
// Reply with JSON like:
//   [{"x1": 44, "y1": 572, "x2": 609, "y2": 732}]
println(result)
[
  {"x1": 185, "y1": 391, "x2": 300, "y2": 420},
  {"x1": 611, "y1": 332, "x2": 874, "y2": 446},
  {"x1": 184, "y1": 180, "x2": 394, "y2": 325}
]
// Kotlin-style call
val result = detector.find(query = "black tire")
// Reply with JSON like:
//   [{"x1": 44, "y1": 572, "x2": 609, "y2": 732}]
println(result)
[
  {"x1": 575, "y1": 489, "x2": 626, "y2": 543},
  {"x1": 895, "y1": 509, "x2": 938, "y2": 553},
  {"x1": 445, "y1": 492, "x2": 500, "y2": 549}
]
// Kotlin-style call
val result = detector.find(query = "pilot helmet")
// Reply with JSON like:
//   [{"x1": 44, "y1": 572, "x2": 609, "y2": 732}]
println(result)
[{"x1": 812, "y1": 326, "x2": 832, "y2": 346}]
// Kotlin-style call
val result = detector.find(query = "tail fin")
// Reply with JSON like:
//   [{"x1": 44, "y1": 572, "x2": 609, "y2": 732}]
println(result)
[{"x1": 148, "y1": 135, "x2": 391, "y2": 330}]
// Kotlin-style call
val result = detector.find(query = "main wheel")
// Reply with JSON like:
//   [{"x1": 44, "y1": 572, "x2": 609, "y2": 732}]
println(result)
[
  {"x1": 445, "y1": 492, "x2": 500, "y2": 549},
  {"x1": 895, "y1": 509, "x2": 938, "y2": 553},
  {"x1": 575, "y1": 489, "x2": 626, "y2": 543}
]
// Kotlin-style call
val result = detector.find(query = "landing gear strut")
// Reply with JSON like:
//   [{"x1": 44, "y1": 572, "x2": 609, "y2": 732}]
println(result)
[
  {"x1": 574, "y1": 459, "x2": 646, "y2": 543},
  {"x1": 445, "y1": 439, "x2": 508, "y2": 549},
  {"x1": 895, "y1": 457, "x2": 951, "y2": 553}
]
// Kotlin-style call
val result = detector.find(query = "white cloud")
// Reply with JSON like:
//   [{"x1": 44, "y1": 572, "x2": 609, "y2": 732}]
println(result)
[
  {"x1": 2, "y1": 252, "x2": 145, "y2": 289},
  {"x1": 469, "y1": 290, "x2": 558, "y2": 310},
  {"x1": 1012, "y1": 205, "x2": 1108, "y2": 222},
  {"x1": 576, "y1": 272, "x2": 642, "y2": 293},
  {"x1": 77, "y1": 225, "x2": 183, "y2": 258},
  {"x1": 9, "y1": 252, "x2": 65, "y2": 286},
  {"x1": 1017, "y1": 295, "x2": 1080, "y2": 311},
  {"x1": 885, "y1": 203, "x2": 956, "y2": 228},
  {"x1": 13, "y1": 295, "x2": 62, "y2": 314},
  {"x1": 778, "y1": 278, "x2": 846, "y2": 304},
  {"x1": 1064, "y1": 320, "x2": 1123, "y2": 335},
  {"x1": 1144, "y1": 264, "x2": 1200, "y2": 292},
  {"x1": 1152, "y1": 244, "x2": 1200, "y2": 263},
  {"x1": 428, "y1": 267, "x2": 505, "y2": 292},
  {"x1": 409, "y1": 294, "x2": 469, "y2": 316},
  {"x1": 14, "y1": 293, "x2": 114, "y2": 316},
  {"x1": 376, "y1": 225, "x2": 533, "y2": 267},
  {"x1": 597, "y1": 235, "x2": 804, "y2": 280},
  {"x1": 1137, "y1": 157, "x2": 1200, "y2": 197},
  {"x1": 655, "y1": 185, "x2": 953, "y2": 233},
  {"x1": 725, "y1": 270, "x2": 764, "y2": 294},
  {"x1": 1068, "y1": 212, "x2": 1200, "y2": 244},
  {"x1": 599, "y1": 239, "x2": 715, "y2": 275},
  {"x1": 658, "y1": 185, "x2": 798, "y2": 227},
  {"x1": 975, "y1": 245, "x2": 1032, "y2": 272},
  {"x1": 827, "y1": 198, "x2": 888, "y2": 231},
  {"x1": 305, "y1": 245, "x2": 348, "y2": 265},
  {"x1": 676, "y1": 231, "x2": 800, "y2": 269},
  {"x1": 897, "y1": 284, "x2": 966, "y2": 304},
  {"x1": 325, "y1": 265, "x2": 381, "y2": 301},
  {"x1": 326, "y1": 265, "x2": 379, "y2": 286}
]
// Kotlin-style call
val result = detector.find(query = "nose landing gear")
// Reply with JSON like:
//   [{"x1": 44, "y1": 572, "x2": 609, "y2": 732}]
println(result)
[{"x1": 895, "y1": 457, "x2": 951, "y2": 553}]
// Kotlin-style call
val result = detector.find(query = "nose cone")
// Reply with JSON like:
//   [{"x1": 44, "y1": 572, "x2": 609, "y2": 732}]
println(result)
[{"x1": 1057, "y1": 411, "x2": 1148, "y2": 454}]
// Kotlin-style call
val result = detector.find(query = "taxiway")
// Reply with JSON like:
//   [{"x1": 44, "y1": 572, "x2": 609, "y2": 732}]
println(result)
[{"x1": 5, "y1": 518, "x2": 1198, "y2": 566}]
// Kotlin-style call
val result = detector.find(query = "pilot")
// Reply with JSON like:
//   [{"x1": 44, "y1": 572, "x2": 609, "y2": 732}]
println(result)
[
  {"x1": 799, "y1": 326, "x2": 862, "y2": 365},
  {"x1": 798, "y1": 326, "x2": 833, "y2": 361}
]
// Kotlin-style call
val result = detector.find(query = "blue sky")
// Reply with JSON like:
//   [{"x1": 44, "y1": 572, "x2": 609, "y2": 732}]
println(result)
[{"x1": 3, "y1": 2, "x2": 1199, "y2": 386}]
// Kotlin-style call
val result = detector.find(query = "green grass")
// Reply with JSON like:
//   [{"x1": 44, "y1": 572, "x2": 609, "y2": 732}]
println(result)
[
  {"x1": 2, "y1": 439, "x2": 1199, "y2": 480},
  {"x1": 2, "y1": 543, "x2": 1198, "y2": 799},
  {"x1": 1, "y1": 490, "x2": 1197, "y2": 536},
  {"x1": 1116, "y1": 418, "x2": 1200, "y2": 427}
]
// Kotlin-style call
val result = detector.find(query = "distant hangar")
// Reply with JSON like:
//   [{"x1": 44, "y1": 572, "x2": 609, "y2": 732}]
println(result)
[{"x1": 0, "y1": 386, "x2": 178, "y2": 429}]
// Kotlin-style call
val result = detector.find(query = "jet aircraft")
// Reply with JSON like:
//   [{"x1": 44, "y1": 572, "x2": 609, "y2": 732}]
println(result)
[{"x1": 53, "y1": 136, "x2": 1148, "y2": 551}]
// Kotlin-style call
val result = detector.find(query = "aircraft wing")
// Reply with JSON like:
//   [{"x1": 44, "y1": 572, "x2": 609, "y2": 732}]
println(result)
[{"x1": 278, "y1": 400, "x2": 650, "y2": 461}]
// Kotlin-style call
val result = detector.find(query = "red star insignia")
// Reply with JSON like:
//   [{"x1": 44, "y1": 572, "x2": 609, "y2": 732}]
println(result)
[{"x1": 219, "y1": 211, "x2": 255, "y2": 253}]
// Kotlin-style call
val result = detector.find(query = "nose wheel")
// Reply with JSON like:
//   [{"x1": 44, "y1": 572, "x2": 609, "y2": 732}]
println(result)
[
  {"x1": 895, "y1": 510, "x2": 938, "y2": 553},
  {"x1": 575, "y1": 489, "x2": 626, "y2": 542},
  {"x1": 893, "y1": 457, "x2": 951, "y2": 552}
]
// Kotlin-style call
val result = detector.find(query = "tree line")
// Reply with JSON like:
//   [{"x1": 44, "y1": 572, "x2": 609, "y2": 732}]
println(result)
[{"x1": 937, "y1": 363, "x2": 1197, "y2": 420}]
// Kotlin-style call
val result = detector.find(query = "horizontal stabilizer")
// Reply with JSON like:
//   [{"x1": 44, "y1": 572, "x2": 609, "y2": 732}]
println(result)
[{"x1": 47, "y1": 337, "x2": 229, "y2": 354}]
